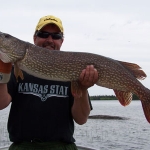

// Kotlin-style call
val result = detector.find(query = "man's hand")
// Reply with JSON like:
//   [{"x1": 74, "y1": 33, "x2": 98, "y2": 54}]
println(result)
[
  {"x1": 0, "y1": 60, "x2": 12, "y2": 83},
  {"x1": 78, "y1": 65, "x2": 98, "y2": 90}
]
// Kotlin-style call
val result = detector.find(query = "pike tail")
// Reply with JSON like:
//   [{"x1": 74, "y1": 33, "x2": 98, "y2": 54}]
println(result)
[
  {"x1": 140, "y1": 88, "x2": 150, "y2": 123},
  {"x1": 114, "y1": 61, "x2": 150, "y2": 123},
  {"x1": 114, "y1": 88, "x2": 150, "y2": 123}
]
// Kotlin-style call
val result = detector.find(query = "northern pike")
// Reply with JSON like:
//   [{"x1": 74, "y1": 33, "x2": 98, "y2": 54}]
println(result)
[{"x1": 0, "y1": 32, "x2": 150, "y2": 123}]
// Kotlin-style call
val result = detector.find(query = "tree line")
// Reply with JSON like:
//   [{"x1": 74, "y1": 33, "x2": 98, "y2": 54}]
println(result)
[{"x1": 90, "y1": 94, "x2": 139, "y2": 100}]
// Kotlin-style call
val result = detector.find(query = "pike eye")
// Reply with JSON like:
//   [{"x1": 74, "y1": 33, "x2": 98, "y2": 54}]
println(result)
[{"x1": 4, "y1": 34, "x2": 10, "y2": 38}]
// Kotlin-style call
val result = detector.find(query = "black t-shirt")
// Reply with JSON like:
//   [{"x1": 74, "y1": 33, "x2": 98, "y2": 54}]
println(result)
[{"x1": 7, "y1": 68, "x2": 75, "y2": 143}]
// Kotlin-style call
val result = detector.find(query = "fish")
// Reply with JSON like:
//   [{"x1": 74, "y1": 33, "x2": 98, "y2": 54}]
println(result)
[{"x1": 0, "y1": 31, "x2": 150, "y2": 123}]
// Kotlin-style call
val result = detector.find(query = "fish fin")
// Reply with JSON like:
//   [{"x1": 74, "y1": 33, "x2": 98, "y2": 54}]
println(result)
[
  {"x1": 119, "y1": 61, "x2": 147, "y2": 80},
  {"x1": 14, "y1": 63, "x2": 24, "y2": 82},
  {"x1": 71, "y1": 81, "x2": 82, "y2": 98},
  {"x1": 114, "y1": 89, "x2": 132, "y2": 106},
  {"x1": 141, "y1": 100, "x2": 150, "y2": 123}
]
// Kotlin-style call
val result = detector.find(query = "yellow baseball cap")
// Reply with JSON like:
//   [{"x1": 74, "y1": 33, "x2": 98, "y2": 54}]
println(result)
[{"x1": 35, "y1": 15, "x2": 64, "y2": 33}]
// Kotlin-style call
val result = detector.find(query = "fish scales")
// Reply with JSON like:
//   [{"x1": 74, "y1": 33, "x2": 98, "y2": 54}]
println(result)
[
  {"x1": 0, "y1": 32, "x2": 150, "y2": 123},
  {"x1": 22, "y1": 45, "x2": 134, "y2": 90}
]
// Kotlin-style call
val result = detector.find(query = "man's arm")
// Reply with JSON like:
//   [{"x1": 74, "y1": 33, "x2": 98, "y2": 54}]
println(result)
[
  {"x1": 0, "y1": 84, "x2": 11, "y2": 110},
  {"x1": 0, "y1": 60, "x2": 12, "y2": 110},
  {"x1": 71, "y1": 65, "x2": 98, "y2": 125}
]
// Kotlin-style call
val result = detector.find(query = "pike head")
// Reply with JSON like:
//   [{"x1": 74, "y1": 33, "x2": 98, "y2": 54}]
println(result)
[{"x1": 0, "y1": 32, "x2": 27, "y2": 63}]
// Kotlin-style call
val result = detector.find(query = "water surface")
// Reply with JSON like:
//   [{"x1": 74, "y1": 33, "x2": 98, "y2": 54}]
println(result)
[{"x1": 0, "y1": 100, "x2": 150, "y2": 150}]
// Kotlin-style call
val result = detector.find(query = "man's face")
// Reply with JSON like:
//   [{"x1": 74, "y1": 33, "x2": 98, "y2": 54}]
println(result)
[{"x1": 33, "y1": 24, "x2": 64, "y2": 50}]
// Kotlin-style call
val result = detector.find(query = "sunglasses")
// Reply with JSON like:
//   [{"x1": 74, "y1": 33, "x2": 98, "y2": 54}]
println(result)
[{"x1": 36, "y1": 31, "x2": 63, "y2": 40}]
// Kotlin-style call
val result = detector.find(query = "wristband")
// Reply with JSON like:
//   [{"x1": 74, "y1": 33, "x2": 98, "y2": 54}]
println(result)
[{"x1": 0, "y1": 72, "x2": 11, "y2": 83}]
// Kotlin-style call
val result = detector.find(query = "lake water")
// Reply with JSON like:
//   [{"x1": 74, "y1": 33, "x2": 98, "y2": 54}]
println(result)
[{"x1": 0, "y1": 100, "x2": 150, "y2": 150}]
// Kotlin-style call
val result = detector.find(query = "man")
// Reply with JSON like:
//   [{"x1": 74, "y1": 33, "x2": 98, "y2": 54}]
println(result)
[{"x1": 0, "y1": 15, "x2": 98, "y2": 150}]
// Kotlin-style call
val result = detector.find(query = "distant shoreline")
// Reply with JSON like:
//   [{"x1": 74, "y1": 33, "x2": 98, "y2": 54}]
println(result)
[
  {"x1": 90, "y1": 95, "x2": 139, "y2": 100},
  {"x1": 90, "y1": 99, "x2": 140, "y2": 100}
]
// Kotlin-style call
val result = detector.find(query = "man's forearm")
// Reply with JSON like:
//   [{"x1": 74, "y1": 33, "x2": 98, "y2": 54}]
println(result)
[
  {"x1": 72, "y1": 90, "x2": 91, "y2": 125},
  {"x1": 0, "y1": 84, "x2": 11, "y2": 110}
]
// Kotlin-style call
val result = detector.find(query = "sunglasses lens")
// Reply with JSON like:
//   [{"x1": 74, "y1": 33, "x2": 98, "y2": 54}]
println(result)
[
  {"x1": 36, "y1": 31, "x2": 49, "y2": 38},
  {"x1": 51, "y1": 34, "x2": 62, "y2": 40},
  {"x1": 36, "y1": 31, "x2": 62, "y2": 40}
]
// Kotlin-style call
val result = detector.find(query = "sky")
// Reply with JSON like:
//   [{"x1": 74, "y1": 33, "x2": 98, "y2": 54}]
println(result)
[{"x1": 0, "y1": 0, "x2": 150, "y2": 96}]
